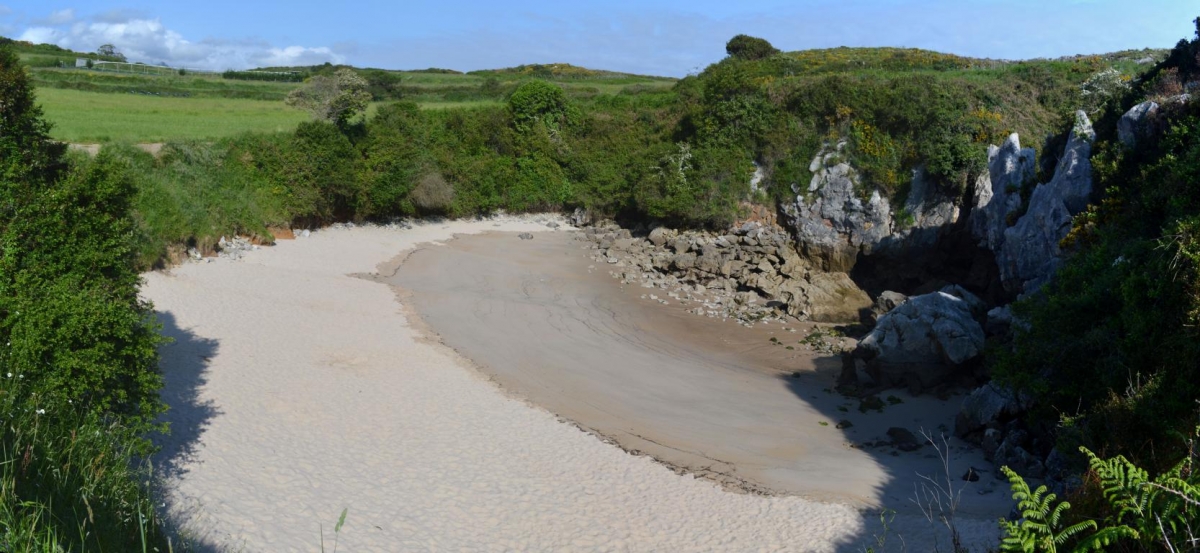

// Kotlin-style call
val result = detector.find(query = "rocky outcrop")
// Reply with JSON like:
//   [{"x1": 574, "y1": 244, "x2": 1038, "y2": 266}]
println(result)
[
  {"x1": 954, "y1": 383, "x2": 1028, "y2": 437},
  {"x1": 853, "y1": 285, "x2": 986, "y2": 392},
  {"x1": 1117, "y1": 101, "x2": 1159, "y2": 149},
  {"x1": 780, "y1": 145, "x2": 969, "y2": 291},
  {"x1": 996, "y1": 111, "x2": 1095, "y2": 294},
  {"x1": 888, "y1": 167, "x2": 962, "y2": 254},
  {"x1": 970, "y1": 111, "x2": 1096, "y2": 295},
  {"x1": 781, "y1": 144, "x2": 893, "y2": 272},
  {"x1": 971, "y1": 134, "x2": 1036, "y2": 253},
  {"x1": 580, "y1": 222, "x2": 872, "y2": 324}
]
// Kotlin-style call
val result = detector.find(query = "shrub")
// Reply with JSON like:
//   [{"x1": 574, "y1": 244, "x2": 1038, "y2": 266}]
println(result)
[
  {"x1": 0, "y1": 44, "x2": 170, "y2": 548},
  {"x1": 286, "y1": 68, "x2": 373, "y2": 127},
  {"x1": 999, "y1": 431, "x2": 1200, "y2": 552},
  {"x1": 410, "y1": 171, "x2": 455, "y2": 214},
  {"x1": 284, "y1": 121, "x2": 363, "y2": 222},
  {"x1": 725, "y1": 34, "x2": 780, "y2": 61},
  {"x1": 508, "y1": 80, "x2": 571, "y2": 134}
]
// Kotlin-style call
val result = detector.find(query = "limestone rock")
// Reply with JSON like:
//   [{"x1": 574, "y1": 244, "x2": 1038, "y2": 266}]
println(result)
[
  {"x1": 648, "y1": 227, "x2": 674, "y2": 247},
  {"x1": 856, "y1": 286, "x2": 986, "y2": 390},
  {"x1": 884, "y1": 167, "x2": 962, "y2": 254},
  {"x1": 781, "y1": 144, "x2": 892, "y2": 272},
  {"x1": 954, "y1": 383, "x2": 1027, "y2": 437},
  {"x1": 996, "y1": 111, "x2": 1095, "y2": 294},
  {"x1": 971, "y1": 134, "x2": 1036, "y2": 252},
  {"x1": 1117, "y1": 100, "x2": 1159, "y2": 149}
]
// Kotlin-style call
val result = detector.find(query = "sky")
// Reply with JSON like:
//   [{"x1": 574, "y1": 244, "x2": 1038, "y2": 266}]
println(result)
[{"x1": 0, "y1": 1, "x2": 1193, "y2": 76}]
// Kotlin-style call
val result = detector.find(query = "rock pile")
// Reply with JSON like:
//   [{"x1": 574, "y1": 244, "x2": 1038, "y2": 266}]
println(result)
[
  {"x1": 578, "y1": 221, "x2": 872, "y2": 325},
  {"x1": 216, "y1": 235, "x2": 258, "y2": 261}
]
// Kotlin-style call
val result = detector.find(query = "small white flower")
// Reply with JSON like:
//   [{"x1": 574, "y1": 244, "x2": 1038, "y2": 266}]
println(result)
[
  {"x1": 35, "y1": 409, "x2": 45, "y2": 415},
  {"x1": 5, "y1": 373, "x2": 10, "y2": 378}
]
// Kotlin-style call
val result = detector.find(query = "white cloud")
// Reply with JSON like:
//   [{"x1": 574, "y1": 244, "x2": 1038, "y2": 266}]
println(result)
[
  {"x1": 16, "y1": 14, "x2": 341, "y2": 71},
  {"x1": 34, "y1": 8, "x2": 74, "y2": 26}
]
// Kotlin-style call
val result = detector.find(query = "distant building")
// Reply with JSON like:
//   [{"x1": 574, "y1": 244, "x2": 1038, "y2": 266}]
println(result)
[{"x1": 75, "y1": 58, "x2": 88, "y2": 68}]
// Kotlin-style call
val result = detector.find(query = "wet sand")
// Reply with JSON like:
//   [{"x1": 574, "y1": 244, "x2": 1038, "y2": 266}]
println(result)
[{"x1": 392, "y1": 230, "x2": 1011, "y2": 515}]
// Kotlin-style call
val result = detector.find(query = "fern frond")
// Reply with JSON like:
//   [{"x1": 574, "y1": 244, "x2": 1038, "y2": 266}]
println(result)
[{"x1": 1072, "y1": 525, "x2": 1138, "y2": 551}]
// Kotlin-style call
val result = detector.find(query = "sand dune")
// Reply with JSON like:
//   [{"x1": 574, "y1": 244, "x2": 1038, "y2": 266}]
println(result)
[{"x1": 143, "y1": 219, "x2": 1002, "y2": 551}]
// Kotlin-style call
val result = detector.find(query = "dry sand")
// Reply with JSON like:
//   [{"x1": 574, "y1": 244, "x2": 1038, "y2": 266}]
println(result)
[{"x1": 143, "y1": 219, "x2": 1004, "y2": 552}]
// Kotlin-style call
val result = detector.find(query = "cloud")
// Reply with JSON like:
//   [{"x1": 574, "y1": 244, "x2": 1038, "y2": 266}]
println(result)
[
  {"x1": 16, "y1": 13, "x2": 341, "y2": 71},
  {"x1": 34, "y1": 8, "x2": 74, "y2": 26},
  {"x1": 0, "y1": 5, "x2": 12, "y2": 17}
]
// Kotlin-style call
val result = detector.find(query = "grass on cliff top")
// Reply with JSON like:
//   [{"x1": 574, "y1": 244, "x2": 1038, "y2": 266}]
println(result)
[{"x1": 37, "y1": 87, "x2": 311, "y2": 143}]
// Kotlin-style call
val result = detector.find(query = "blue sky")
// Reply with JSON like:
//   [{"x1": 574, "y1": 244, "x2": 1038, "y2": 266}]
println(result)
[{"x1": 0, "y1": 1, "x2": 1193, "y2": 76}]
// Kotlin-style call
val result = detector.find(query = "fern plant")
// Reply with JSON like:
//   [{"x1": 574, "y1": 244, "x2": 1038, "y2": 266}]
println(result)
[
  {"x1": 999, "y1": 466, "x2": 1134, "y2": 552},
  {"x1": 1084, "y1": 435, "x2": 1200, "y2": 551},
  {"x1": 1000, "y1": 427, "x2": 1200, "y2": 552}
]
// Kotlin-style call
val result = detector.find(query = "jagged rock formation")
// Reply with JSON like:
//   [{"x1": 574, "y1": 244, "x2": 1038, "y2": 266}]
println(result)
[
  {"x1": 852, "y1": 285, "x2": 987, "y2": 392},
  {"x1": 780, "y1": 144, "x2": 976, "y2": 299},
  {"x1": 972, "y1": 111, "x2": 1096, "y2": 295},
  {"x1": 1118, "y1": 100, "x2": 1159, "y2": 148},
  {"x1": 970, "y1": 134, "x2": 1036, "y2": 253},
  {"x1": 580, "y1": 222, "x2": 872, "y2": 323},
  {"x1": 780, "y1": 143, "x2": 893, "y2": 272}
]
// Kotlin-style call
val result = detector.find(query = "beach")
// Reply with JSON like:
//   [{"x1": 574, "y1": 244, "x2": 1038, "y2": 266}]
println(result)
[{"x1": 143, "y1": 219, "x2": 1003, "y2": 551}]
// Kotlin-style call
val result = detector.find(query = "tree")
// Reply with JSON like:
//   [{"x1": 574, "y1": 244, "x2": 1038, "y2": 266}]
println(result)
[
  {"x1": 725, "y1": 34, "x2": 780, "y2": 61},
  {"x1": 285, "y1": 68, "x2": 372, "y2": 127},
  {"x1": 507, "y1": 80, "x2": 570, "y2": 134},
  {"x1": 96, "y1": 43, "x2": 126, "y2": 62}
]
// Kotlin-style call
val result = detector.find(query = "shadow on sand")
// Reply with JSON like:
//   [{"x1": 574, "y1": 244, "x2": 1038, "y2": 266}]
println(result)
[{"x1": 150, "y1": 311, "x2": 223, "y2": 552}]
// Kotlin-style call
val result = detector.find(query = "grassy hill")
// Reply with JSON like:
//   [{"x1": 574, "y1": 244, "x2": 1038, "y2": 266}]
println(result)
[{"x1": 7, "y1": 37, "x2": 678, "y2": 142}]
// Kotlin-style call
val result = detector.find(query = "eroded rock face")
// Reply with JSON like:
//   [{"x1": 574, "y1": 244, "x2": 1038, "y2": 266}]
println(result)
[
  {"x1": 854, "y1": 285, "x2": 986, "y2": 391},
  {"x1": 996, "y1": 111, "x2": 1095, "y2": 294},
  {"x1": 781, "y1": 152, "x2": 892, "y2": 272},
  {"x1": 969, "y1": 111, "x2": 1096, "y2": 295},
  {"x1": 970, "y1": 134, "x2": 1036, "y2": 253},
  {"x1": 781, "y1": 146, "x2": 965, "y2": 275}
]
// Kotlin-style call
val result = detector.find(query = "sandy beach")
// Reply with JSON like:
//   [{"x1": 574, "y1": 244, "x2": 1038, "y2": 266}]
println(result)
[{"x1": 143, "y1": 219, "x2": 1004, "y2": 551}]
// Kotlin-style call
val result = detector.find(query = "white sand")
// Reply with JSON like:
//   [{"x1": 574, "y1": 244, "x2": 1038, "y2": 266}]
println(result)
[{"x1": 143, "y1": 219, "x2": 1001, "y2": 552}]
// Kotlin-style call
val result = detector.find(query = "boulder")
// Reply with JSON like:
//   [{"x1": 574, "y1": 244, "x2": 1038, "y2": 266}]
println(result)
[
  {"x1": 801, "y1": 272, "x2": 874, "y2": 323},
  {"x1": 954, "y1": 383, "x2": 1028, "y2": 437},
  {"x1": 570, "y1": 207, "x2": 593, "y2": 227},
  {"x1": 996, "y1": 111, "x2": 1095, "y2": 294},
  {"x1": 1117, "y1": 101, "x2": 1159, "y2": 149},
  {"x1": 876, "y1": 291, "x2": 908, "y2": 312},
  {"x1": 856, "y1": 286, "x2": 986, "y2": 390},
  {"x1": 648, "y1": 227, "x2": 674, "y2": 247},
  {"x1": 970, "y1": 133, "x2": 1036, "y2": 252}
]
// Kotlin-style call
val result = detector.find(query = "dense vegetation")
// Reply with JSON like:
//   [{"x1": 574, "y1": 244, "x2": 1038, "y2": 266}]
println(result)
[
  {"x1": 0, "y1": 45, "x2": 170, "y2": 550},
  {"x1": 990, "y1": 20, "x2": 1200, "y2": 552}
]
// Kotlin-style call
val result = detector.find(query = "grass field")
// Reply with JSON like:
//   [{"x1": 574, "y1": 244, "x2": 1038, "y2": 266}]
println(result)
[{"x1": 37, "y1": 87, "x2": 310, "y2": 142}]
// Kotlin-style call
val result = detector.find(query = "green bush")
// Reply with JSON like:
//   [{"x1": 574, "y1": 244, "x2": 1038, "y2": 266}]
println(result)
[
  {"x1": 508, "y1": 80, "x2": 572, "y2": 134},
  {"x1": 725, "y1": 34, "x2": 780, "y2": 61},
  {"x1": 285, "y1": 121, "x2": 363, "y2": 222},
  {"x1": 995, "y1": 98, "x2": 1200, "y2": 469},
  {"x1": 0, "y1": 44, "x2": 169, "y2": 549}
]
